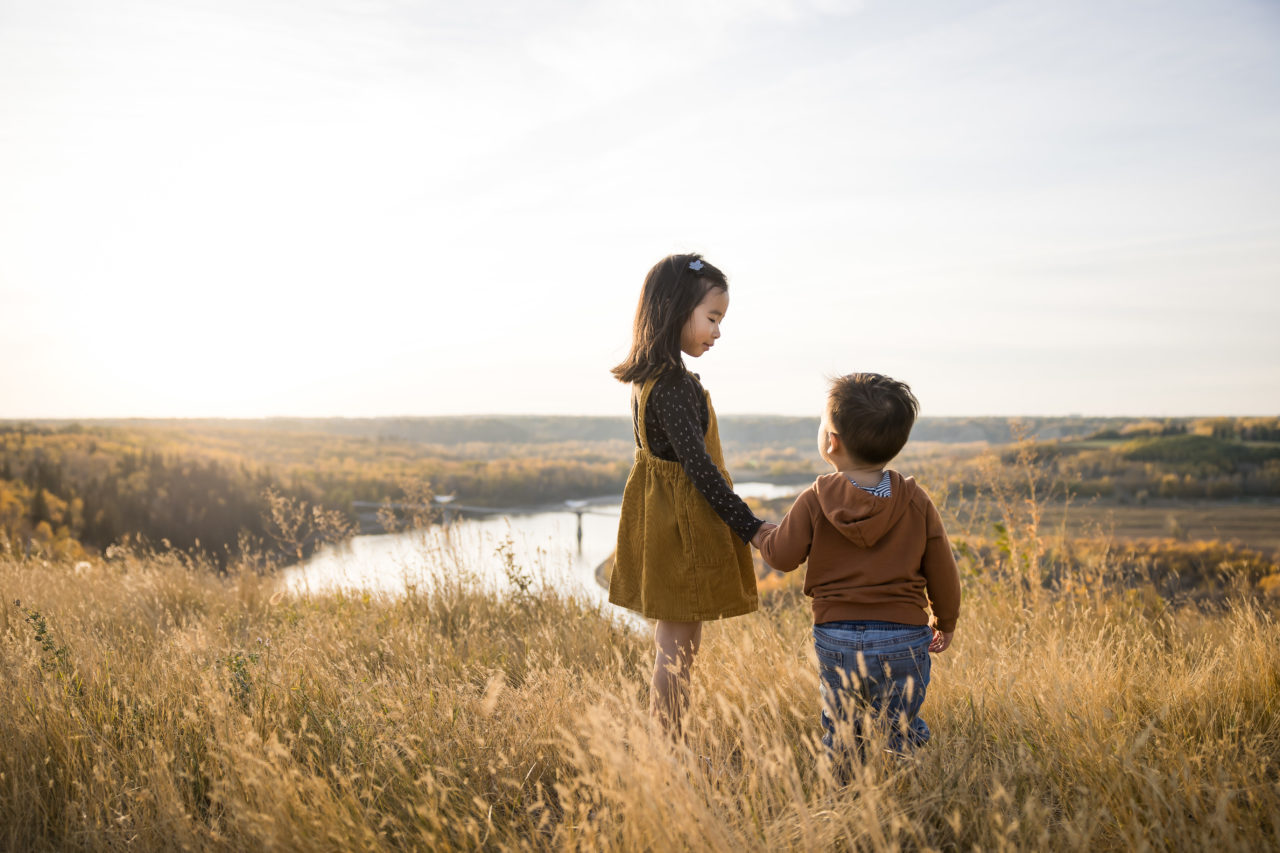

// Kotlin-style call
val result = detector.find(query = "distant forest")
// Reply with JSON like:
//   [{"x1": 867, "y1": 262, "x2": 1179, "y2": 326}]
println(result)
[
  {"x1": 70, "y1": 414, "x2": 1233, "y2": 446},
  {"x1": 2, "y1": 415, "x2": 1277, "y2": 564}
]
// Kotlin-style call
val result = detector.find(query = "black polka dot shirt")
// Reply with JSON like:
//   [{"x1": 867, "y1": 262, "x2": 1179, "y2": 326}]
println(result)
[{"x1": 635, "y1": 369, "x2": 764, "y2": 544}]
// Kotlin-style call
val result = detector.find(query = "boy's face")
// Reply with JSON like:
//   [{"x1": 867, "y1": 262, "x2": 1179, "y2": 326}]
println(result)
[{"x1": 817, "y1": 403, "x2": 836, "y2": 467}]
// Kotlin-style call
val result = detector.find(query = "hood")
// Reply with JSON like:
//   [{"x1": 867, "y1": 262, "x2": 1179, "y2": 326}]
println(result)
[{"x1": 813, "y1": 470, "x2": 916, "y2": 548}]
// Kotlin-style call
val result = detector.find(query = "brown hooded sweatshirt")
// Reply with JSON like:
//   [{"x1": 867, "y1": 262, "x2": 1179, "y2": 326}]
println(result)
[{"x1": 757, "y1": 470, "x2": 961, "y2": 631}]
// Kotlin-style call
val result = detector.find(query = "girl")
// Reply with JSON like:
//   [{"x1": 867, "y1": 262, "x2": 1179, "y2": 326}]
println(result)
[{"x1": 610, "y1": 253, "x2": 775, "y2": 736}]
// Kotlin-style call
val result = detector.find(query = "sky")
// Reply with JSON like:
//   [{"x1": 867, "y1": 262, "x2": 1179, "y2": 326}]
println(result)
[{"x1": 2, "y1": 0, "x2": 1278, "y2": 419}]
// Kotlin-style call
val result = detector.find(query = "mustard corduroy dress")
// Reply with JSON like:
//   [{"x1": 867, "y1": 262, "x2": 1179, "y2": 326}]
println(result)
[{"x1": 609, "y1": 376, "x2": 759, "y2": 621}]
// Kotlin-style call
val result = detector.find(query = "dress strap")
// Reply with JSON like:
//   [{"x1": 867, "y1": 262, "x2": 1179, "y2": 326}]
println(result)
[{"x1": 631, "y1": 378, "x2": 658, "y2": 453}]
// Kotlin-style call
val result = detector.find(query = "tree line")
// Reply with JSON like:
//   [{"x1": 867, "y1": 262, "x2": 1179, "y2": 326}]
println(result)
[
  {"x1": 35, "y1": 414, "x2": 1278, "y2": 448},
  {"x1": 0, "y1": 423, "x2": 633, "y2": 564},
  {"x1": 2, "y1": 416, "x2": 1276, "y2": 564}
]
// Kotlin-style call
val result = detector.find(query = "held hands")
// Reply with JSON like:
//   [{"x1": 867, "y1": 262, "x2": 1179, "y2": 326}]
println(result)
[
  {"x1": 929, "y1": 628, "x2": 953, "y2": 653},
  {"x1": 750, "y1": 522, "x2": 778, "y2": 549}
]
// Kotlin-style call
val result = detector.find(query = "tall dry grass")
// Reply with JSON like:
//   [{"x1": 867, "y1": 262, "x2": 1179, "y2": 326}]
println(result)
[{"x1": 2, "y1": 504, "x2": 1278, "y2": 850}]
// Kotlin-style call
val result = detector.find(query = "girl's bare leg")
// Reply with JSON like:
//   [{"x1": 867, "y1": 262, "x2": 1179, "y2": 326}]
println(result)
[{"x1": 651, "y1": 620, "x2": 703, "y2": 738}]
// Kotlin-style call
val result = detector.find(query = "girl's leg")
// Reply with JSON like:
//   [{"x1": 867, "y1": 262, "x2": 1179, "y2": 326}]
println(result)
[{"x1": 650, "y1": 620, "x2": 703, "y2": 738}]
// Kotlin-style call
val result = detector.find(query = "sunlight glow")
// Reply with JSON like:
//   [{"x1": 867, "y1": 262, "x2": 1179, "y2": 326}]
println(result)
[{"x1": 2, "y1": 0, "x2": 1278, "y2": 417}]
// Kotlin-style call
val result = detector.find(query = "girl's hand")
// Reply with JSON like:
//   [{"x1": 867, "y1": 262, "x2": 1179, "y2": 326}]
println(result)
[
  {"x1": 929, "y1": 629, "x2": 953, "y2": 653},
  {"x1": 750, "y1": 522, "x2": 777, "y2": 549}
]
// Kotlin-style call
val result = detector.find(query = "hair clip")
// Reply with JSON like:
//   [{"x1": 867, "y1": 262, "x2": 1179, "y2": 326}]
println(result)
[{"x1": 688, "y1": 259, "x2": 704, "y2": 272}]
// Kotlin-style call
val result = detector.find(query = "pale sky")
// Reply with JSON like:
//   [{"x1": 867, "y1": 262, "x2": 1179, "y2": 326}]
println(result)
[{"x1": 2, "y1": 0, "x2": 1278, "y2": 419}]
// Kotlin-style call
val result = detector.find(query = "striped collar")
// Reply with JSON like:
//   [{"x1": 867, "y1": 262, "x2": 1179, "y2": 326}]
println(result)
[{"x1": 847, "y1": 470, "x2": 892, "y2": 497}]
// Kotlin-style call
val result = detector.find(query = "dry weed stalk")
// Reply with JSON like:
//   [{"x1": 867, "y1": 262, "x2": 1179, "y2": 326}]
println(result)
[{"x1": 0, "y1": 490, "x2": 1277, "y2": 851}]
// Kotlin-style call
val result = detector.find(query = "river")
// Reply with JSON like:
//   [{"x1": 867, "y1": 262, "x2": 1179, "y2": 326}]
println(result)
[{"x1": 282, "y1": 482, "x2": 806, "y2": 608}]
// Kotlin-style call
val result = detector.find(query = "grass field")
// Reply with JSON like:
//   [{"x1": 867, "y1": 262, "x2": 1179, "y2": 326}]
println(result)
[
  {"x1": 1038, "y1": 501, "x2": 1280, "y2": 555},
  {"x1": 755, "y1": 491, "x2": 1280, "y2": 559},
  {"x1": 2, "y1": 523, "x2": 1278, "y2": 851}
]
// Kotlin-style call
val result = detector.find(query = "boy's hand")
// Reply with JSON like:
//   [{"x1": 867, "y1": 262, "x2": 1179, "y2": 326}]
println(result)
[
  {"x1": 750, "y1": 522, "x2": 778, "y2": 549},
  {"x1": 929, "y1": 628, "x2": 953, "y2": 653}
]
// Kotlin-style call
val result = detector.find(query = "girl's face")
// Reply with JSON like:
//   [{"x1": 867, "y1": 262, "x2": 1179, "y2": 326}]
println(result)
[{"x1": 679, "y1": 286, "x2": 729, "y2": 358}]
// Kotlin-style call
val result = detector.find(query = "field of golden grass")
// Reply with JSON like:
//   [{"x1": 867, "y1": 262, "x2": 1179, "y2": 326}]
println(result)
[
  {"x1": 2, "y1": 514, "x2": 1278, "y2": 852},
  {"x1": 1035, "y1": 501, "x2": 1280, "y2": 555}
]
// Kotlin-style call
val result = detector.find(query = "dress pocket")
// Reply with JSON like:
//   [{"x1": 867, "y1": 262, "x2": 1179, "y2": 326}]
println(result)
[{"x1": 682, "y1": 490, "x2": 739, "y2": 569}]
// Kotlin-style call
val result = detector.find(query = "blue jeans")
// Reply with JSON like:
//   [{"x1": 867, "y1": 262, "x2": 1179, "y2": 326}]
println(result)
[{"x1": 812, "y1": 620, "x2": 932, "y2": 766}]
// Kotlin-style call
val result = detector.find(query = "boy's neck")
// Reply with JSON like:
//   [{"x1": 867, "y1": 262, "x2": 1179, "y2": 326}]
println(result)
[{"x1": 829, "y1": 455, "x2": 886, "y2": 490}]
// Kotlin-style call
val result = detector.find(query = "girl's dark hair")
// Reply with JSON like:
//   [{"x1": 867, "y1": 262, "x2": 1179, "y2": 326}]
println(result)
[{"x1": 611, "y1": 253, "x2": 728, "y2": 385}]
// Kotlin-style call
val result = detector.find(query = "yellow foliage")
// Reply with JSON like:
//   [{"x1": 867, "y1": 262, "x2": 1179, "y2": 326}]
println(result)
[{"x1": 0, "y1": 544, "x2": 1276, "y2": 851}]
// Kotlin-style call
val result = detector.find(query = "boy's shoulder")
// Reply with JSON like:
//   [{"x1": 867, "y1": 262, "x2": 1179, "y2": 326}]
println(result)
[
  {"x1": 797, "y1": 470, "x2": 939, "y2": 517},
  {"x1": 803, "y1": 471, "x2": 844, "y2": 498},
  {"x1": 808, "y1": 470, "x2": 845, "y2": 489},
  {"x1": 800, "y1": 470, "x2": 925, "y2": 508},
  {"x1": 891, "y1": 470, "x2": 940, "y2": 513},
  {"x1": 893, "y1": 473, "x2": 950, "y2": 537}
]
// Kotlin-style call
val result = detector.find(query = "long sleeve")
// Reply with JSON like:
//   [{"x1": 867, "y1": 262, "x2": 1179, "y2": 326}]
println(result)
[
  {"x1": 921, "y1": 498, "x2": 961, "y2": 632},
  {"x1": 756, "y1": 489, "x2": 818, "y2": 572},
  {"x1": 649, "y1": 372, "x2": 763, "y2": 544}
]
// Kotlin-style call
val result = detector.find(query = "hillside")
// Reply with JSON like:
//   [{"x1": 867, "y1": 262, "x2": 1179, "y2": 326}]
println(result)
[
  {"x1": 2, "y1": 417, "x2": 1277, "y2": 564},
  {"x1": 1, "y1": 535, "x2": 1276, "y2": 850},
  {"x1": 27, "y1": 414, "x2": 1200, "y2": 446}
]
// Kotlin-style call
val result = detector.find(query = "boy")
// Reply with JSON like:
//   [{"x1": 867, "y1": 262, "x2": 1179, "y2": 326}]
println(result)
[{"x1": 756, "y1": 372, "x2": 960, "y2": 768}]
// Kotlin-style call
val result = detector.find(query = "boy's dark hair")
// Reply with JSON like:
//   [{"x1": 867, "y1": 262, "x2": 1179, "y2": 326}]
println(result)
[
  {"x1": 828, "y1": 373, "x2": 919, "y2": 465},
  {"x1": 611, "y1": 253, "x2": 727, "y2": 385}
]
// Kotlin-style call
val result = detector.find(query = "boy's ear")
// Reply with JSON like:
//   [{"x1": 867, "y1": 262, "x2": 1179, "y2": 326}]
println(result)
[{"x1": 826, "y1": 430, "x2": 842, "y2": 456}]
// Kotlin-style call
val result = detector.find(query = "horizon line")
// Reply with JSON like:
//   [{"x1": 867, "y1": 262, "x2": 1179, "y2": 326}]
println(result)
[{"x1": 2, "y1": 412, "x2": 1276, "y2": 423}]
